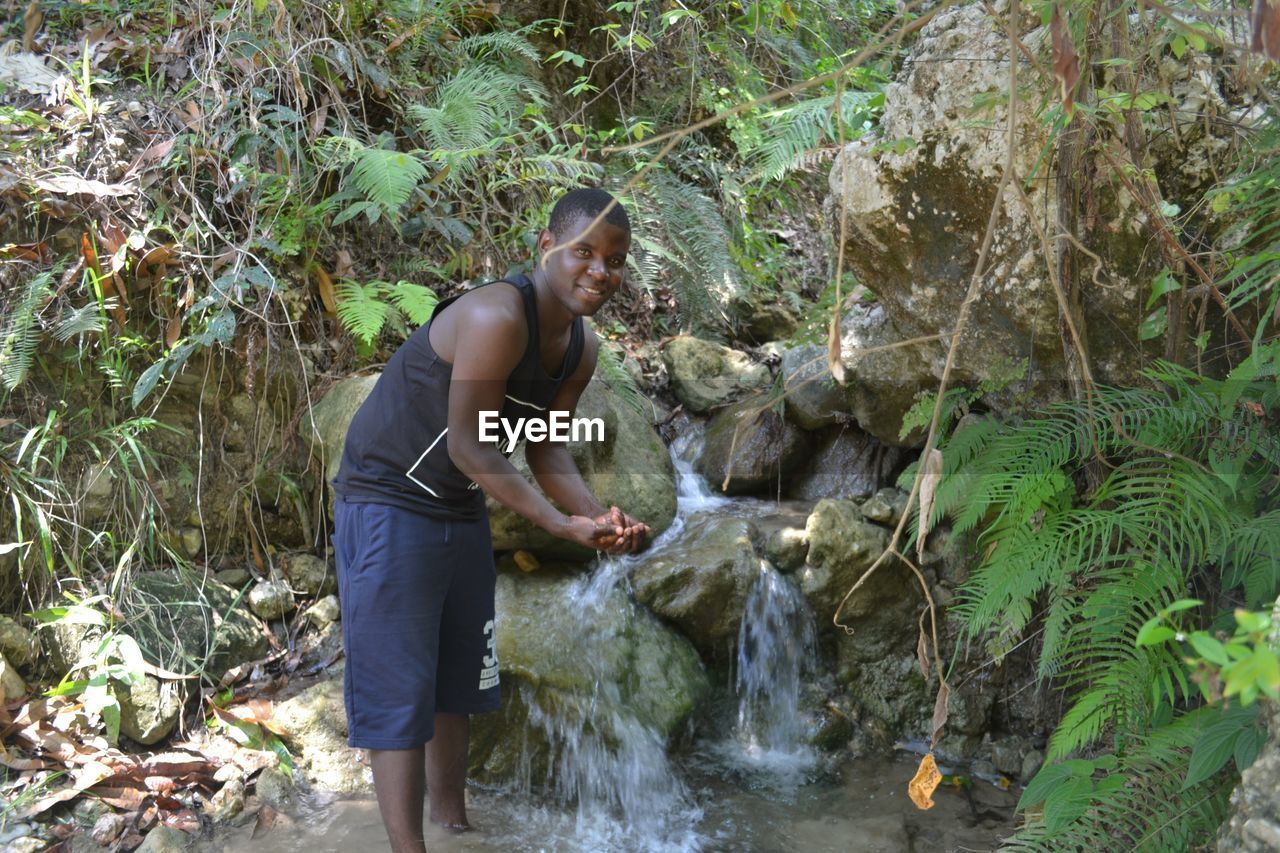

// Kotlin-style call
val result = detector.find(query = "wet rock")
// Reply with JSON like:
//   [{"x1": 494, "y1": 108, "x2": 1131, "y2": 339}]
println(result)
[
  {"x1": 208, "y1": 778, "x2": 246, "y2": 822},
  {"x1": 990, "y1": 735, "x2": 1031, "y2": 779},
  {"x1": 799, "y1": 499, "x2": 891, "y2": 624},
  {"x1": 127, "y1": 571, "x2": 269, "y2": 684},
  {"x1": 3, "y1": 837, "x2": 46, "y2": 853},
  {"x1": 946, "y1": 685, "x2": 995, "y2": 737},
  {"x1": 487, "y1": 378, "x2": 678, "y2": 559},
  {"x1": 630, "y1": 515, "x2": 759, "y2": 660},
  {"x1": 789, "y1": 427, "x2": 904, "y2": 502},
  {"x1": 469, "y1": 570, "x2": 708, "y2": 784},
  {"x1": 90, "y1": 812, "x2": 126, "y2": 845},
  {"x1": 861, "y1": 487, "x2": 909, "y2": 526},
  {"x1": 763, "y1": 526, "x2": 808, "y2": 574},
  {"x1": 254, "y1": 767, "x2": 295, "y2": 809},
  {"x1": 248, "y1": 578, "x2": 296, "y2": 620},
  {"x1": 660, "y1": 335, "x2": 771, "y2": 413},
  {"x1": 283, "y1": 553, "x2": 335, "y2": 597},
  {"x1": 793, "y1": 814, "x2": 909, "y2": 853},
  {"x1": 304, "y1": 595, "x2": 340, "y2": 627},
  {"x1": 697, "y1": 396, "x2": 810, "y2": 496},
  {"x1": 811, "y1": 703, "x2": 855, "y2": 752},
  {"x1": 134, "y1": 824, "x2": 189, "y2": 853},
  {"x1": 118, "y1": 675, "x2": 183, "y2": 745},
  {"x1": 0, "y1": 651, "x2": 26, "y2": 702},
  {"x1": 0, "y1": 615, "x2": 34, "y2": 667},
  {"x1": 273, "y1": 674, "x2": 368, "y2": 793}
]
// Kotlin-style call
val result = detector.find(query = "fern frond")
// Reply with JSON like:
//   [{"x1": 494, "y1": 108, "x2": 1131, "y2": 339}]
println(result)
[
  {"x1": 457, "y1": 30, "x2": 540, "y2": 63},
  {"x1": 0, "y1": 271, "x2": 54, "y2": 391},
  {"x1": 385, "y1": 281, "x2": 438, "y2": 328},
  {"x1": 335, "y1": 280, "x2": 391, "y2": 345},
  {"x1": 349, "y1": 147, "x2": 429, "y2": 213}
]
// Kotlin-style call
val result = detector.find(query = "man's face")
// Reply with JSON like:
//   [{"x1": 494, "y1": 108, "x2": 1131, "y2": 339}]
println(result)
[{"x1": 538, "y1": 213, "x2": 630, "y2": 317}]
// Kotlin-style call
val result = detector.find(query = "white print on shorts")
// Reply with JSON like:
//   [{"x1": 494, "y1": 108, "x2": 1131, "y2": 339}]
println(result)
[
  {"x1": 477, "y1": 410, "x2": 605, "y2": 453},
  {"x1": 479, "y1": 619, "x2": 499, "y2": 690}
]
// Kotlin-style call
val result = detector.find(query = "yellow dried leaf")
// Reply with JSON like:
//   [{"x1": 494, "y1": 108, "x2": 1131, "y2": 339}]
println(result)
[
  {"x1": 514, "y1": 550, "x2": 540, "y2": 573},
  {"x1": 908, "y1": 752, "x2": 941, "y2": 810},
  {"x1": 826, "y1": 315, "x2": 846, "y2": 386},
  {"x1": 313, "y1": 266, "x2": 338, "y2": 315}
]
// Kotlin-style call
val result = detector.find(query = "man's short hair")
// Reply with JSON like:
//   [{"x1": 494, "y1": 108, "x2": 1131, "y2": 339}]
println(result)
[{"x1": 548, "y1": 187, "x2": 631, "y2": 239}]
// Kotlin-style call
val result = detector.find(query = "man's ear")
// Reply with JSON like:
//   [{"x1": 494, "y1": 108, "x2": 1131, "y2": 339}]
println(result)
[{"x1": 536, "y1": 228, "x2": 555, "y2": 254}]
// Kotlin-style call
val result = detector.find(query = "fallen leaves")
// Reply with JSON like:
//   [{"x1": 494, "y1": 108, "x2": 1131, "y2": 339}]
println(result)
[{"x1": 908, "y1": 752, "x2": 942, "y2": 810}]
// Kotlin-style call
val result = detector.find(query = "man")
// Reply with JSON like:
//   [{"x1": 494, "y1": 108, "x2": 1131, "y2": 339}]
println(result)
[{"x1": 331, "y1": 187, "x2": 649, "y2": 852}]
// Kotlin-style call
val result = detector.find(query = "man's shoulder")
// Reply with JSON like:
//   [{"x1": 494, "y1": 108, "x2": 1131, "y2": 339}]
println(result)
[{"x1": 449, "y1": 280, "x2": 526, "y2": 327}]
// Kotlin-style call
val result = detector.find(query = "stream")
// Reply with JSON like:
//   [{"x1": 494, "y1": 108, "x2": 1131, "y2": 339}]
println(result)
[{"x1": 207, "y1": 431, "x2": 1018, "y2": 852}]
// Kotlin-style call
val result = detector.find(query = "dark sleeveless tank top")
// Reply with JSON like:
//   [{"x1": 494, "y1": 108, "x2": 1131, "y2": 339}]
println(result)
[{"x1": 331, "y1": 274, "x2": 586, "y2": 521}]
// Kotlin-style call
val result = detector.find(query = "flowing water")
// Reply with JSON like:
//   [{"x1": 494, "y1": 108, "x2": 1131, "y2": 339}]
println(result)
[{"x1": 208, "y1": 426, "x2": 1018, "y2": 852}]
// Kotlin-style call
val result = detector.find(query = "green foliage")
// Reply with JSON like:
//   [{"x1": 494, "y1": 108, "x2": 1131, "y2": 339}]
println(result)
[
  {"x1": 336, "y1": 279, "x2": 438, "y2": 346},
  {"x1": 922, "y1": 343, "x2": 1280, "y2": 847},
  {"x1": 31, "y1": 595, "x2": 147, "y2": 745},
  {"x1": 0, "y1": 271, "x2": 55, "y2": 391},
  {"x1": 594, "y1": 341, "x2": 646, "y2": 416}
]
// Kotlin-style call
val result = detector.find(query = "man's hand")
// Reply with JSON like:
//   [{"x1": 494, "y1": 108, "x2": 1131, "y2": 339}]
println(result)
[{"x1": 558, "y1": 507, "x2": 650, "y2": 554}]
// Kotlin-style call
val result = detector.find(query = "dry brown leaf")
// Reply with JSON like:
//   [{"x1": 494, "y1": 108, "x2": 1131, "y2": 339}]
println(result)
[
  {"x1": 182, "y1": 101, "x2": 202, "y2": 131},
  {"x1": 1254, "y1": 0, "x2": 1280, "y2": 58},
  {"x1": 915, "y1": 627, "x2": 931, "y2": 680},
  {"x1": 23, "y1": 3, "x2": 42, "y2": 53},
  {"x1": 931, "y1": 681, "x2": 951, "y2": 748},
  {"x1": 36, "y1": 175, "x2": 136, "y2": 198},
  {"x1": 333, "y1": 249, "x2": 354, "y2": 279},
  {"x1": 313, "y1": 266, "x2": 338, "y2": 315},
  {"x1": 252, "y1": 804, "x2": 278, "y2": 839},
  {"x1": 513, "y1": 550, "x2": 540, "y2": 573},
  {"x1": 0, "y1": 242, "x2": 51, "y2": 263},
  {"x1": 916, "y1": 448, "x2": 943, "y2": 563},
  {"x1": 1051, "y1": 7, "x2": 1080, "y2": 113},
  {"x1": 908, "y1": 752, "x2": 941, "y2": 810},
  {"x1": 125, "y1": 139, "x2": 176, "y2": 178}
]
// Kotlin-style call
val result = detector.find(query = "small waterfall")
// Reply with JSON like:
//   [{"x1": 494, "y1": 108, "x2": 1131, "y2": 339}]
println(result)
[{"x1": 727, "y1": 560, "x2": 819, "y2": 780}]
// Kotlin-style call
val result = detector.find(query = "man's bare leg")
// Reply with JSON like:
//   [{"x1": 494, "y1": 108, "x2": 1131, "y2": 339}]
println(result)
[
  {"x1": 425, "y1": 713, "x2": 471, "y2": 829},
  {"x1": 369, "y1": 747, "x2": 427, "y2": 853}
]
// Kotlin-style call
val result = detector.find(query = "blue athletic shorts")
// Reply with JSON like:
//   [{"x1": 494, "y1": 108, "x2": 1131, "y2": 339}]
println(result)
[{"x1": 334, "y1": 497, "x2": 501, "y2": 749}]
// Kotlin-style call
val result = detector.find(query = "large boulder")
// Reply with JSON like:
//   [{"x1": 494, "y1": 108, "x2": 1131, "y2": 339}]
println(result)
[
  {"x1": 486, "y1": 378, "x2": 678, "y2": 559},
  {"x1": 825, "y1": 4, "x2": 1171, "y2": 444},
  {"x1": 660, "y1": 335, "x2": 770, "y2": 414},
  {"x1": 696, "y1": 396, "x2": 811, "y2": 496},
  {"x1": 125, "y1": 570, "x2": 270, "y2": 683},
  {"x1": 629, "y1": 515, "x2": 759, "y2": 660},
  {"x1": 788, "y1": 426, "x2": 905, "y2": 502},
  {"x1": 469, "y1": 569, "x2": 708, "y2": 784},
  {"x1": 780, "y1": 343, "x2": 845, "y2": 431}
]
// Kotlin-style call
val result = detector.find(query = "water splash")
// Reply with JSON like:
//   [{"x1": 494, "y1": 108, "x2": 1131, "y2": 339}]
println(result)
[{"x1": 724, "y1": 560, "x2": 819, "y2": 782}]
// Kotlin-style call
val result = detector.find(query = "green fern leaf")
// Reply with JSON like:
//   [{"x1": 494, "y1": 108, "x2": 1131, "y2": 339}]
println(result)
[{"x1": 336, "y1": 280, "x2": 391, "y2": 345}]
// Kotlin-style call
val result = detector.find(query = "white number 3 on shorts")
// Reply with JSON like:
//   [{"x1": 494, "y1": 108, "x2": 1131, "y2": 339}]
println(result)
[{"x1": 479, "y1": 619, "x2": 499, "y2": 690}]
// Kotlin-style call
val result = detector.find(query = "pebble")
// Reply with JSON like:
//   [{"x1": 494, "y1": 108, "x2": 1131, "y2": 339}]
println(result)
[
  {"x1": 90, "y1": 812, "x2": 126, "y2": 845},
  {"x1": 248, "y1": 578, "x2": 296, "y2": 620},
  {"x1": 305, "y1": 595, "x2": 340, "y2": 626}
]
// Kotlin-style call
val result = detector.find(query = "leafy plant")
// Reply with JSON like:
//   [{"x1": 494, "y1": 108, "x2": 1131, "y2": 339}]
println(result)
[{"x1": 336, "y1": 279, "x2": 439, "y2": 346}]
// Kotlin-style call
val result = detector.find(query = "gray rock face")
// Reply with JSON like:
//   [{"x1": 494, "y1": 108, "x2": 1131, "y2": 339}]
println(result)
[
  {"x1": 469, "y1": 570, "x2": 708, "y2": 784},
  {"x1": 134, "y1": 825, "x2": 189, "y2": 853},
  {"x1": 789, "y1": 427, "x2": 904, "y2": 502},
  {"x1": 697, "y1": 397, "x2": 811, "y2": 496},
  {"x1": 861, "y1": 487, "x2": 910, "y2": 526},
  {"x1": 487, "y1": 378, "x2": 678, "y2": 559},
  {"x1": 274, "y1": 674, "x2": 369, "y2": 793},
  {"x1": 629, "y1": 515, "x2": 760, "y2": 660},
  {"x1": 118, "y1": 675, "x2": 183, "y2": 745},
  {"x1": 660, "y1": 335, "x2": 771, "y2": 414},
  {"x1": 825, "y1": 5, "x2": 1167, "y2": 443},
  {"x1": 126, "y1": 571, "x2": 269, "y2": 683}
]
